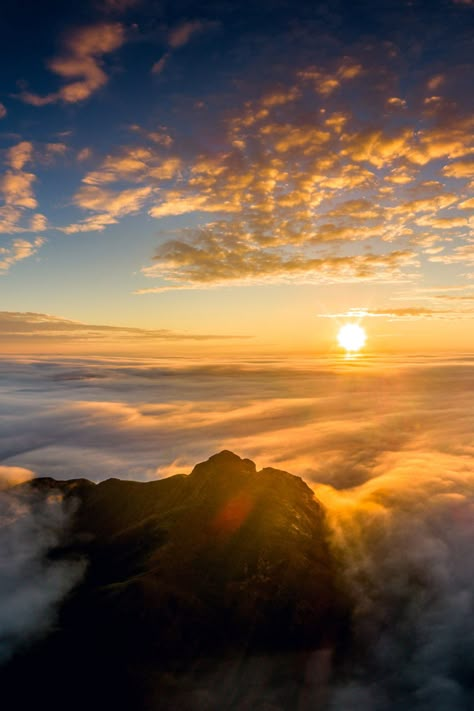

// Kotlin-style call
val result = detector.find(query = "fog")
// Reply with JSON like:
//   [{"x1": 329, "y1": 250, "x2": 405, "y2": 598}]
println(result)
[
  {"x1": 1, "y1": 353, "x2": 474, "y2": 706},
  {"x1": 0, "y1": 473, "x2": 86, "y2": 661}
]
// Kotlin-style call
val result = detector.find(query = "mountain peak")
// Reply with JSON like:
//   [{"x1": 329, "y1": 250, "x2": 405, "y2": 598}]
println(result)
[
  {"x1": 2, "y1": 451, "x2": 349, "y2": 711},
  {"x1": 189, "y1": 449, "x2": 257, "y2": 479}
]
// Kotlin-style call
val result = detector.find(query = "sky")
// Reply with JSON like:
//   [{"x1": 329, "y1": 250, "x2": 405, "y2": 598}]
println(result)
[
  {"x1": 0, "y1": 0, "x2": 473, "y2": 353},
  {"x1": 2, "y1": 4, "x2": 474, "y2": 699}
]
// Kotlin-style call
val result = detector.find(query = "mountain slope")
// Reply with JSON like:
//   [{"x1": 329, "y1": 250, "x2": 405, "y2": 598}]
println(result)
[{"x1": 1, "y1": 451, "x2": 349, "y2": 710}]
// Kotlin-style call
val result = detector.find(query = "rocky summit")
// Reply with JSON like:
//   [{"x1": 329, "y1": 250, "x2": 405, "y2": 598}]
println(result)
[{"x1": 1, "y1": 451, "x2": 349, "y2": 711}]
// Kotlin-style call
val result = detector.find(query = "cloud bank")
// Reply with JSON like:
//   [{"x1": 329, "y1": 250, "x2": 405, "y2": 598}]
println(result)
[{"x1": 1, "y1": 353, "x2": 474, "y2": 706}]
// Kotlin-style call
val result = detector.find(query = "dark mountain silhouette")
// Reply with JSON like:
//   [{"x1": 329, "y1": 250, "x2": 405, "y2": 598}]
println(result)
[{"x1": 1, "y1": 451, "x2": 349, "y2": 710}]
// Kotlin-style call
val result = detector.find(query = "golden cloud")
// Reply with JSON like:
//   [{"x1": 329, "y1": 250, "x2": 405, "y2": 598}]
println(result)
[
  {"x1": 19, "y1": 23, "x2": 124, "y2": 106},
  {"x1": 53, "y1": 55, "x2": 473, "y2": 288},
  {"x1": 0, "y1": 237, "x2": 44, "y2": 273}
]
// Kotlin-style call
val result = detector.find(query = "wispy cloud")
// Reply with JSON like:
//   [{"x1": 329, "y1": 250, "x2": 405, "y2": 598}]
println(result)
[
  {"x1": 61, "y1": 184, "x2": 153, "y2": 233},
  {"x1": 18, "y1": 23, "x2": 125, "y2": 106},
  {"x1": 0, "y1": 238, "x2": 44, "y2": 274},
  {"x1": 317, "y1": 305, "x2": 474, "y2": 321},
  {"x1": 0, "y1": 311, "x2": 249, "y2": 345},
  {"x1": 150, "y1": 20, "x2": 218, "y2": 75}
]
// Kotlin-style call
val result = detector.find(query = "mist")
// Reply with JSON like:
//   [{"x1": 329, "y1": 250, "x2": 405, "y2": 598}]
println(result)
[
  {"x1": 318, "y1": 456, "x2": 474, "y2": 710},
  {"x1": 1, "y1": 354, "x2": 474, "y2": 706},
  {"x1": 0, "y1": 473, "x2": 86, "y2": 662}
]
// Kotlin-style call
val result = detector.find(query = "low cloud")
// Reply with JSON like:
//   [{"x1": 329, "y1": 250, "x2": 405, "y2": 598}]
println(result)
[
  {"x1": 0, "y1": 466, "x2": 34, "y2": 490},
  {"x1": 321, "y1": 450, "x2": 474, "y2": 709},
  {"x1": 0, "y1": 354, "x2": 472, "y2": 488},
  {"x1": 0, "y1": 478, "x2": 85, "y2": 662},
  {"x1": 2, "y1": 354, "x2": 474, "y2": 703}
]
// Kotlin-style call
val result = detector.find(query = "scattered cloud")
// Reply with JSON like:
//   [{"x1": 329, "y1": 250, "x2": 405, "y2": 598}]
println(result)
[
  {"x1": 297, "y1": 59, "x2": 362, "y2": 96},
  {"x1": 139, "y1": 222, "x2": 417, "y2": 289},
  {"x1": 1, "y1": 171, "x2": 37, "y2": 210},
  {"x1": 77, "y1": 147, "x2": 92, "y2": 162},
  {"x1": 443, "y1": 159, "x2": 474, "y2": 178},
  {"x1": 0, "y1": 142, "x2": 47, "y2": 242},
  {"x1": 61, "y1": 185, "x2": 152, "y2": 233},
  {"x1": 0, "y1": 237, "x2": 45, "y2": 273},
  {"x1": 151, "y1": 20, "x2": 218, "y2": 74},
  {"x1": 18, "y1": 23, "x2": 125, "y2": 106},
  {"x1": 7, "y1": 141, "x2": 33, "y2": 171},
  {"x1": 8, "y1": 28, "x2": 472, "y2": 292},
  {"x1": 167, "y1": 21, "x2": 209, "y2": 49},
  {"x1": 386, "y1": 97, "x2": 407, "y2": 109},
  {"x1": 29, "y1": 214, "x2": 48, "y2": 232},
  {"x1": 151, "y1": 54, "x2": 169, "y2": 75}
]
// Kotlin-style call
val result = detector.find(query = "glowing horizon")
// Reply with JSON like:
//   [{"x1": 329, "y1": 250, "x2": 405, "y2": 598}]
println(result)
[{"x1": 0, "y1": 0, "x2": 472, "y2": 355}]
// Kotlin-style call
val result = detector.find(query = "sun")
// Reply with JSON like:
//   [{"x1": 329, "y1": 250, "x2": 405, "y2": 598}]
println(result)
[{"x1": 337, "y1": 323, "x2": 367, "y2": 353}]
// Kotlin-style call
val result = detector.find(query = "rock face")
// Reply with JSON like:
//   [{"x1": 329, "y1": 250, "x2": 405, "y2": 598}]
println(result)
[{"x1": 1, "y1": 451, "x2": 348, "y2": 710}]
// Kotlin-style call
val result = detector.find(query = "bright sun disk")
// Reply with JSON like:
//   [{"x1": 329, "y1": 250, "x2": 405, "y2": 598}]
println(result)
[{"x1": 337, "y1": 323, "x2": 366, "y2": 352}]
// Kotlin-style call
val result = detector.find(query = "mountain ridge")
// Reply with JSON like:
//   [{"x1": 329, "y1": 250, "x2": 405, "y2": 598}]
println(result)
[{"x1": 2, "y1": 450, "x2": 350, "y2": 711}]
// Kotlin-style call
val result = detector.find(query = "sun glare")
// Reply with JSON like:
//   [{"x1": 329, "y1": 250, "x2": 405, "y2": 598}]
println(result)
[{"x1": 337, "y1": 324, "x2": 367, "y2": 353}]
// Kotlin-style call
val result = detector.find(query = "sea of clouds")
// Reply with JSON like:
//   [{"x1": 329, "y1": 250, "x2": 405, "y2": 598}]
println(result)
[{"x1": 1, "y1": 353, "x2": 474, "y2": 708}]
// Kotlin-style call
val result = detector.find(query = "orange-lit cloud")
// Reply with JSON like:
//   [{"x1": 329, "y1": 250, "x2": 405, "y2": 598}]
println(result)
[
  {"x1": 19, "y1": 23, "x2": 125, "y2": 106},
  {"x1": 61, "y1": 185, "x2": 152, "y2": 232},
  {"x1": 0, "y1": 465, "x2": 34, "y2": 489},
  {"x1": 0, "y1": 141, "x2": 46, "y2": 241},
  {"x1": 0, "y1": 237, "x2": 44, "y2": 273},
  {"x1": 139, "y1": 230, "x2": 417, "y2": 290},
  {"x1": 443, "y1": 160, "x2": 474, "y2": 178},
  {"x1": 48, "y1": 53, "x2": 473, "y2": 292},
  {"x1": 297, "y1": 59, "x2": 362, "y2": 96},
  {"x1": 7, "y1": 142, "x2": 34, "y2": 170}
]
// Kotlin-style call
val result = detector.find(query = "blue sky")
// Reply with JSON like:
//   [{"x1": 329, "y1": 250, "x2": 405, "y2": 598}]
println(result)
[{"x1": 0, "y1": 0, "x2": 473, "y2": 353}]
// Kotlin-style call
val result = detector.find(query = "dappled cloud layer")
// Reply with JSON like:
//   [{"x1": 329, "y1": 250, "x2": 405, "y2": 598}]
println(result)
[{"x1": 0, "y1": 0, "x2": 471, "y2": 308}]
